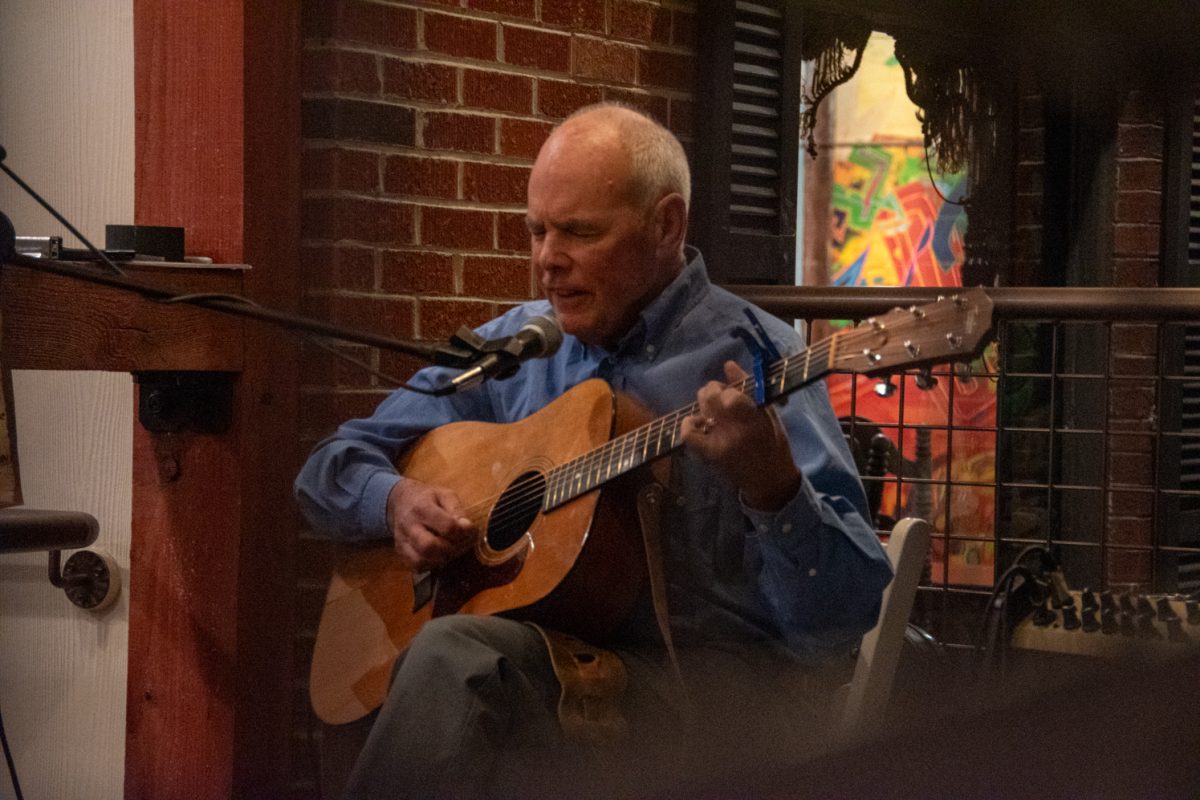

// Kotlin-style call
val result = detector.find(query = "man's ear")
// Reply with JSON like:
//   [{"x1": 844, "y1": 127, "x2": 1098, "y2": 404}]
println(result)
[{"x1": 653, "y1": 192, "x2": 688, "y2": 261}]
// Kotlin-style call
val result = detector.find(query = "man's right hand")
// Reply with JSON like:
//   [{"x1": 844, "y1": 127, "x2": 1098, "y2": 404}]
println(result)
[{"x1": 385, "y1": 478, "x2": 477, "y2": 571}]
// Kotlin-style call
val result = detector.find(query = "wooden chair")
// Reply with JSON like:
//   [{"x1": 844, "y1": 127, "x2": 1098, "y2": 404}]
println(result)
[{"x1": 836, "y1": 516, "x2": 932, "y2": 741}]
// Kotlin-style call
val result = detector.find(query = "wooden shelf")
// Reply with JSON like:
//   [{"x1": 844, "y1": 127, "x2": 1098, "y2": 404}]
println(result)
[{"x1": 1, "y1": 260, "x2": 246, "y2": 372}]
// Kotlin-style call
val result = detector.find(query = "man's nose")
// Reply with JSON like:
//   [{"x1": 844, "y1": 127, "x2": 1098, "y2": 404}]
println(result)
[{"x1": 533, "y1": 231, "x2": 570, "y2": 272}]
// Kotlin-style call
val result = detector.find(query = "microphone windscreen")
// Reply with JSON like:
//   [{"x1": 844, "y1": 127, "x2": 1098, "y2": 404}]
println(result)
[{"x1": 521, "y1": 314, "x2": 564, "y2": 358}]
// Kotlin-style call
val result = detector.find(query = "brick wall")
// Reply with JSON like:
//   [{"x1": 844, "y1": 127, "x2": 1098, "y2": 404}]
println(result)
[
  {"x1": 293, "y1": 1, "x2": 695, "y2": 794},
  {"x1": 1009, "y1": 78, "x2": 1169, "y2": 587}
]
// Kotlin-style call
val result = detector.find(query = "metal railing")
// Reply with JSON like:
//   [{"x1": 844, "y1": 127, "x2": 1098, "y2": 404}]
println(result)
[{"x1": 729, "y1": 284, "x2": 1200, "y2": 647}]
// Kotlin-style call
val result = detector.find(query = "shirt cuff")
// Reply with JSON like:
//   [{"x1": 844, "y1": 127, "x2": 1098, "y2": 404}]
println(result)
[
  {"x1": 359, "y1": 470, "x2": 402, "y2": 539},
  {"x1": 740, "y1": 476, "x2": 823, "y2": 554}
]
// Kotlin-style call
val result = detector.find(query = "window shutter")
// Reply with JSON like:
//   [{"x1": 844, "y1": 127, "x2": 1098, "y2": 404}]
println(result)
[{"x1": 692, "y1": 0, "x2": 801, "y2": 285}]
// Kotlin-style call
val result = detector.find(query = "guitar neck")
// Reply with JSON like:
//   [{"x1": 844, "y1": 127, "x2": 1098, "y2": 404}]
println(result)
[
  {"x1": 540, "y1": 288, "x2": 993, "y2": 511},
  {"x1": 542, "y1": 339, "x2": 838, "y2": 511}
]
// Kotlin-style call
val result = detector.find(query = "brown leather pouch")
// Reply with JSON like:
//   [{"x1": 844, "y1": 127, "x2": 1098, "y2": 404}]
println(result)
[{"x1": 527, "y1": 622, "x2": 628, "y2": 745}]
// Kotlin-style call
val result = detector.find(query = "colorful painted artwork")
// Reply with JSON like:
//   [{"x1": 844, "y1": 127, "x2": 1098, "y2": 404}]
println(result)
[{"x1": 815, "y1": 34, "x2": 996, "y2": 586}]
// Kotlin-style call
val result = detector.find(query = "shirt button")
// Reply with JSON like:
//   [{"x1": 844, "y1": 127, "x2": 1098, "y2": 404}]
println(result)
[
  {"x1": 781, "y1": 523, "x2": 793, "y2": 533},
  {"x1": 808, "y1": 568, "x2": 818, "y2": 577},
  {"x1": 757, "y1": 523, "x2": 768, "y2": 533},
  {"x1": 645, "y1": 344, "x2": 656, "y2": 356}
]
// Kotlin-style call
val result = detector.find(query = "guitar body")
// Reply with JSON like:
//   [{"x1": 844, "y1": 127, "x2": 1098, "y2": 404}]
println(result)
[{"x1": 310, "y1": 379, "x2": 658, "y2": 725}]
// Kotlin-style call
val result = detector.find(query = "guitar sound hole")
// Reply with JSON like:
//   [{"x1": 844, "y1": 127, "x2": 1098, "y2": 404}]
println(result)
[{"x1": 487, "y1": 471, "x2": 546, "y2": 551}]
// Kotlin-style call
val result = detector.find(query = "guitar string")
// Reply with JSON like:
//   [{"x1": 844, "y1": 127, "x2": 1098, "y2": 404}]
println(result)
[
  {"x1": 462, "y1": 303, "x2": 959, "y2": 538},
  {"x1": 462, "y1": 326, "x2": 863, "y2": 537}
]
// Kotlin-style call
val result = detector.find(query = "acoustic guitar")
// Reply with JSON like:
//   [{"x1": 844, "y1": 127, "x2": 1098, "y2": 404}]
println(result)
[{"x1": 310, "y1": 289, "x2": 994, "y2": 724}]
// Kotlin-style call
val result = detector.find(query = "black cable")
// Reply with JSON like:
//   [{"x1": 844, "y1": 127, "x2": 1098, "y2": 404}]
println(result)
[
  {"x1": 0, "y1": 146, "x2": 125, "y2": 278},
  {"x1": 0, "y1": 696, "x2": 24, "y2": 800}
]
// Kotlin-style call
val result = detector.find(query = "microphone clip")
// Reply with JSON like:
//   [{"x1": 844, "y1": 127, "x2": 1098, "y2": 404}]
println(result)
[{"x1": 448, "y1": 325, "x2": 525, "y2": 381}]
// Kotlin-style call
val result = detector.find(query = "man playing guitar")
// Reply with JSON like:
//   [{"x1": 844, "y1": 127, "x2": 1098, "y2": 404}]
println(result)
[{"x1": 295, "y1": 103, "x2": 893, "y2": 799}]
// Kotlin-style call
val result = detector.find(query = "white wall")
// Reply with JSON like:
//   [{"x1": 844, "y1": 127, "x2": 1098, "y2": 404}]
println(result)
[{"x1": 0, "y1": 1, "x2": 135, "y2": 797}]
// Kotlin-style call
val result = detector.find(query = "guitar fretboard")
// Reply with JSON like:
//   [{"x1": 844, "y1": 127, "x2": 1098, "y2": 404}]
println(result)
[{"x1": 542, "y1": 342, "x2": 832, "y2": 510}]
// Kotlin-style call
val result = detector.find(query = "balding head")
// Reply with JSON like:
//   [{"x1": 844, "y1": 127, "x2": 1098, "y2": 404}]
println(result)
[
  {"x1": 525, "y1": 103, "x2": 691, "y2": 347},
  {"x1": 553, "y1": 103, "x2": 691, "y2": 216}
]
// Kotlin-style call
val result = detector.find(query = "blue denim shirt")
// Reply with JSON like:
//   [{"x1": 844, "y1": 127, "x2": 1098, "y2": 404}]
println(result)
[{"x1": 295, "y1": 249, "x2": 892, "y2": 664}]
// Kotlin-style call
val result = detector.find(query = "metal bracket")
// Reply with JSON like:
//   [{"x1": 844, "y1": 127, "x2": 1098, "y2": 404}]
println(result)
[
  {"x1": 49, "y1": 548, "x2": 121, "y2": 611},
  {"x1": 135, "y1": 371, "x2": 235, "y2": 434}
]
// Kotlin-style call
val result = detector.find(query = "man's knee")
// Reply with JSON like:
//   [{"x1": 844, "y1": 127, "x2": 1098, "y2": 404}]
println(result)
[{"x1": 401, "y1": 615, "x2": 552, "y2": 688}]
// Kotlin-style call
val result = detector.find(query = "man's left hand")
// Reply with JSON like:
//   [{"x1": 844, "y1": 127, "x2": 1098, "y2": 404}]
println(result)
[{"x1": 681, "y1": 360, "x2": 802, "y2": 511}]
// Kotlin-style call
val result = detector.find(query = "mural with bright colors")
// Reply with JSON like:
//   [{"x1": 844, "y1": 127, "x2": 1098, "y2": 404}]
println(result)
[{"x1": 817, "y1": 35, "x2": 997, "y2": 585}]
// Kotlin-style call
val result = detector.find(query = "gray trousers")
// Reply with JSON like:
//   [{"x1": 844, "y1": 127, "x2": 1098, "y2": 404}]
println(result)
[{"x1": 334, "y1": 615, "x2": 832, "y2": 800}]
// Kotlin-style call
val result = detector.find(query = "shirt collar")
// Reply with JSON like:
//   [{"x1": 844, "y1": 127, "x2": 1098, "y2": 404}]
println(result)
[{"x1": 571, "y1": 246, "x2": 709, "y2": 363}]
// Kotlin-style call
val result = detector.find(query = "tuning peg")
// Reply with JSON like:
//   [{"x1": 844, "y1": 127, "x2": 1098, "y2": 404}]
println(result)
[
  {"x1": 873, "y1": 377, "x2": 897, "y2": 397},
  {"x1": 954, "y1": 362, "x2": 973, "y2": 381},
  {"x1": 915, "y1": 368, "x2": 938, "y2": 391}
]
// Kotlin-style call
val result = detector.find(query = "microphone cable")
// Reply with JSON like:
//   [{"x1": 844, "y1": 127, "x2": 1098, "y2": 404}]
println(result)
[{"x1": 0, "y1": 694, "x2": 24, "y2": 800}]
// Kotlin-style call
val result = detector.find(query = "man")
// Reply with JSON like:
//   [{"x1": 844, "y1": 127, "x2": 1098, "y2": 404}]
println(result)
[{"x1": 296, "y1": 103, "x2": 892, "y2": 799}]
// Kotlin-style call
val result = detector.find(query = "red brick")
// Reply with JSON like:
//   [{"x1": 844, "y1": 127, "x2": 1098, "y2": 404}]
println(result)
[
  {"x1": 574, "y1": 37, "x2": 637, "y2": 84},
  {"x1": 379, "y1": 250, "x2": 456, "y2": 294},
  {"x1": 300, "y1": 340, "x2": 375, "y2": 390},
  {"x1": 462, "y1": 69, "x2": 533, "y2": 114},
  {"x1": 1112, "y1": 223, "x2": 1160, "y2": 257},
  {"x1": 499, "y1": 118, "x2": 553, "y2": 159},
  {"x1": 382, "y1": 60, "x2": 457, "y2": 103},
  {"x1": 383, "y1": 154, "x2": 459, "y2": 199},
  {"x1": 1110, "y1": 324, "x2": 1157, "y2": 355},
  {"x1": 327, "y1": 293, "x2": 417, "y2": 339},
  {"x1": 638, "y1": 47, "x2": 696, "y2": 90},
  {"x1": 541, "y1": 0, "x2": 606, "y2": 34},
  {"x1": 1106, "y1": 516, "x2": 1153, "y2": 546},
  {"x1": 672, "y1": 9, "x2": 695, "y2": 48},
  {"x1": 421, "y1": 205, "x2": 495, "y2": 249},
  {"x1": 462, "y1": 162, "x2": 529, "y2": 204},
  {"x1": 424, "y1": 12, "x2": 497, "y2": 61},
  {"x1": 612, "y1": 1, "x2": 671, "y2": 43},
  {"x1": 1108, "y1": 489, "x2": 1153, "y2": 518},
  {"x1": 300, "y1": 146, "x2": 374, "y2": 194},
  {"x1": 465, "y1": 0, "x2": 536, "y2": 19},
  {"x1": 1116, "y1": 159, "x2": 1162, "y2": 191},
  {"x1": 497, "y1": 211, "x2": 531, "y2": 252},
  {"x1": 538, "y1": 78, "x2": 602, "y2": 119},
  {"x1": 1104, "y1": 549, "x2": 1151, "y2": 587},
  {"x1": 419, "y1": 298, "x2": 498, "y2": 339},
  {"x1": 1107, "y1": 383, "x2": 1156, "y2": 427},
  {"x1": 1117, "y1": 124, "x2": 1163, "y2": 159},
  {"x1": 424, "y1": 112, "x2": 496, "y2": 154},
  {"x1": 376, "y1": 350, "x2": 437, "y2": 387},
  {"x1": 462, "y1": 255, "x2": 534, "y2": 298},
  {"x1": 300, "y1": 243, "x2": 376, "y2": 291},
  {"x1": 324, "y1": 148, "x2": 380, "y2": 193},
  {"x1": 603, "y1": 88, "x2": 668, "y2": 123},
  {"x1": 303, "y1": 197, "x2": 415, "y2": 243},
  {"x1": 1115, "y1": 190, "x2": 1161, "y2": 224},
  {"x1": 1112, "y1": 257, "x2": 1159, "y2": 288},
  {"x1": 336, "y1": 2, "x2": 417, "y2": 49},
  {"x1": 303, "y1": 48, "x2": 380, "y2": 95},
  {"x1": 1110, "y1": 353, "x2": 1156, "y2": 377},
  {"x1": 502, "y1": 25, "x2": 570, "y2": 72}
]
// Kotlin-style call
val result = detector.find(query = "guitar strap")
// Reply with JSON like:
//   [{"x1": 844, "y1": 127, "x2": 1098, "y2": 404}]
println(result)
[
  {"x1": 531, "y1": 481, "x2": 690, "y2": 744},
  {"x1": 635, "y1": 482, "x2": 688, "y2": 695}
]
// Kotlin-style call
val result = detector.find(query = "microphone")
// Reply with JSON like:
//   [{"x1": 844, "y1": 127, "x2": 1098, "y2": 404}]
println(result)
[{"x1": 445, "y1": 314, "x2": 563, "y2": 392}]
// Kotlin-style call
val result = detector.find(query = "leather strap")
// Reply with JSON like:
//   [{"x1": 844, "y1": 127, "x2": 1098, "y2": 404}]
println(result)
[
  {"x1": 527, "y1": 623, "x2": 628, "y2": 745},
  {"x1": 636, "y1": 483, "x2": 687, "y2": 692}
]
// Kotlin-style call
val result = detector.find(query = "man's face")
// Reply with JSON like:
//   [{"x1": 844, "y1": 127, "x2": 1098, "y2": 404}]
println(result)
[{"x1": 526, "y1": 125, "x2": 672, "y2": 349}]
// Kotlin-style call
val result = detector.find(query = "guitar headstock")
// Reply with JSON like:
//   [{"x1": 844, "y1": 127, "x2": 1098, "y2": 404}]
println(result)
[{"x1": 835, "y1": 287, "x2": 994, "y2": 376}]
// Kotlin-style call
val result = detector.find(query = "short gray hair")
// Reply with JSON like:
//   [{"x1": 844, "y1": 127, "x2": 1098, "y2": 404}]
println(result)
[{"x1": 562, "y1": 102, "x2": 691, "y2": 213}]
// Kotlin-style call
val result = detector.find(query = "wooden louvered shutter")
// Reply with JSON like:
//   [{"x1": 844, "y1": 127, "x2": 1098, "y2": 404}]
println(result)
[
  {"x1": 692, "y1": 0, "x2": 802, "y2": 285},
  {"x1": 1160, "y1": 90, "x2": 1200, "y2": 592}
]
